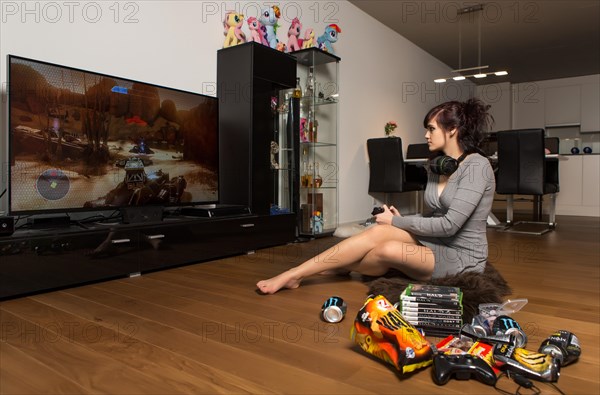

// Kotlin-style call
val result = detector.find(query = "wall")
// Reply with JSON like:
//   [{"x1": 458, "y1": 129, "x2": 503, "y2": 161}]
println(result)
[{"x1": 0, "y1": 1, "x2": 465, "y2": 223}]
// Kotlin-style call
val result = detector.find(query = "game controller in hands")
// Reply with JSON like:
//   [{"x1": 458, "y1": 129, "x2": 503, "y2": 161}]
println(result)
[
  {"x1": 432, "y1": 353, "x2": 498, "y2": 386},
  {"x1": 371, "y1": 207, "x2": 385, "y2": 216}
]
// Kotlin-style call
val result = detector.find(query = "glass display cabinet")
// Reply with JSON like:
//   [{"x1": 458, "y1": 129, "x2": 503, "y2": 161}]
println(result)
[{"x1": 291, "y1": 48, "x2": 340, "y2": 237}]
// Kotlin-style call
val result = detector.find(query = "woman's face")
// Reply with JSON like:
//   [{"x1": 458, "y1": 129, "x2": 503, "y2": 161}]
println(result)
[{"x1": 424, "y1": 116, "x2": 451, "y2": 152}]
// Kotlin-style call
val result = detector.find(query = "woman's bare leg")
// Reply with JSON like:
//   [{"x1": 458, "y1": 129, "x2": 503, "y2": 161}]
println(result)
[{"x1": 256, "y1": 225, "x2": 432, "y2": 294}]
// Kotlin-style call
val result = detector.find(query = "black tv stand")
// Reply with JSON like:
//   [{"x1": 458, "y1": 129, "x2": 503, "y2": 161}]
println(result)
[
  {"x1": 180, "y1": 204, "x2": 251, "y2": 218},
  {"x1": 0, "y1": 212, "x2": 295, "y2": 300},
  {"x1": 27, "y1": 214, "x2": 71, "y2": 229}
]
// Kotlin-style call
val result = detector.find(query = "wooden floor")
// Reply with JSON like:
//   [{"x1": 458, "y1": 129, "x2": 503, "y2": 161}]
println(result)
[{"x1": 1, "y1": 215, "x2": 598, "y2": 394}]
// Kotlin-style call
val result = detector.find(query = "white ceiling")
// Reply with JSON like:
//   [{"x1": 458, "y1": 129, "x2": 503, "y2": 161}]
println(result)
[{"x1": 349, "y1": 0, "x2": 600, "y2": 84}]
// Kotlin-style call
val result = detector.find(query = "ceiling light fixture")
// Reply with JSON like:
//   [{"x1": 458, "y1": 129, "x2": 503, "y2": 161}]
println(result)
[{"x1": 434, "y1": 4, "x2": 508, "y2": 83}]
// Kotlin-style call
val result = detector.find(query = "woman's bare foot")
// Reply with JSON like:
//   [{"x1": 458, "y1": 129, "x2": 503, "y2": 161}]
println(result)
[{"x1": 256, "y1": 269, "x2": 302, "y2": 294}]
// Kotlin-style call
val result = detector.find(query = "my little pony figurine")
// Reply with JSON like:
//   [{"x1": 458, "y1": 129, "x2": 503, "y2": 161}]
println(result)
[
  {"x1": 312, "y1": 211, "x2": 324, "y2": 234},
  {"x1": 276, "y1": 42, "x2": 287, "y2": 52},
  {"x1": 247, "y1": 16, "x2": 268, "y2": 45},
  {"x1": 258, "y1": 5, "x2": 280, "y2": 49},
  {"x1": 223, "y1": 12, "x2": 246, "y2": 48},
  {"x1": 286, "y1": 17, "x2": 302, "y2": 52},
  {"x1": 317, "y1": 24, "x2": 341, "y2": 54},
  {"x1": 302, "y1": 28, "x2": 315, "y2": 49}
]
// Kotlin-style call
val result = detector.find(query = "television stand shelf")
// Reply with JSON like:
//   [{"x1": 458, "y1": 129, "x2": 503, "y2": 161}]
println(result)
[
  {"x1": 179, "y1": 204, "x2": 252, "y2": 218},
  {"x1": 0, "y1": 213, "x2": 295, "y2": 300}
]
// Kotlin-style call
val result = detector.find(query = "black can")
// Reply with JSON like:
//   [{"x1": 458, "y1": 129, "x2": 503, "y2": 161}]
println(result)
[
  {"x1": 539, "y1": 330, "x2": 581, "y2": 366},
  {"x1": 492, "y1": 315, "x2": 527, "y2": 348},
  {"x1": 321, "y1": 296, "x2": 347, "y2": 323}
]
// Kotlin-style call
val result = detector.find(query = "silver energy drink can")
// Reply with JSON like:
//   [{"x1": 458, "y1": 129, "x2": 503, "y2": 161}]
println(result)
[
  {"x1": 492, "y1": 315, "x2": 528, "y2": 348},
  {"x1": 321, "y1": 296, "x2": 347, "y2": 323},
  {"x1": 471, "y1": 314, "x2": 492, "y2": 337},
  {"x1": 539, "y1": 330, "x2": 581, "y2": 366}
]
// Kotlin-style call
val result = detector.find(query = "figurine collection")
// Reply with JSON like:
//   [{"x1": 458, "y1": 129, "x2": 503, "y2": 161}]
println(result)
[
  {"x1": 222, "y1": 6, "x2": 341, "y2": 54},
  {"x1": 345, "y1": 290, "x2": 581, "y2": 390}
]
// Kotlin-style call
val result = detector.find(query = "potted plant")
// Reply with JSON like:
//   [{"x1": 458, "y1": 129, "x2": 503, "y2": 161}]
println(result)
[{"x1": 384, "y1": 121, "x2": 398, "y2": 137}]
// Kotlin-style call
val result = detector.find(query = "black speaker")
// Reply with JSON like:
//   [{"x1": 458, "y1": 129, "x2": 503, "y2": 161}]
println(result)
[
  {"x1": 120, "y1": 206, "x2": 164, "y2": 224},
  {"x1": 0, "y1": 216, "x2": 15, "y2": 236}
]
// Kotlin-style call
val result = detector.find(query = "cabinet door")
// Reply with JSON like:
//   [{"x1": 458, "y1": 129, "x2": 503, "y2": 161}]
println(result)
[
  {"x1": 556, "y1": 155, "x2": 583, "y2": 213},
  {"x1": 582, "y1": 155, "x2": 600, "y2": 209},
  {"x1": 477, "y1": 82, "x2": 511, "y2": 132},
  {"x1": 581, "y1": 82, "x2": 600, "y2": 132},
  {"x1": 512, "y1": 82, "x2": 545, "y2": 129},
  {"x1": 0, "y1": 229, "x2": 139, "y2": 299},
  {"x1": 558, "y1": 155, "x2": 583, "y2": 206},
  {"x1": 545, "y1": 85, "x2": 581, "y2": 126},
  {"x1": 136, "y1": 215, "x2": 295, "y2": 272}
]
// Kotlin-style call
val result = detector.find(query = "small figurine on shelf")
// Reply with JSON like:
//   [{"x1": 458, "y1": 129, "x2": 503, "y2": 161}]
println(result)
[
  {"x1": 302, "y1": 28, "x2": 315, "y2": 49},
  {"x1": 247, "y1": 17, "x2": 268, "y2": 45},
  {"x1": 259, "y1": 5, "x2": 280, "y2": 49},
  {"x1": 314, "y1": 163, "x2": 323, "y2": 188},
  {"x1": 304, "y1": 66, "x2": 315, "y2": 98},
  {"x1": 270, "y1": 141, "x2": 280, "y2": 169},
  {"x1": 223, "y1": 12, "x2": 246, "y2": 48},
  {"x1": 286, "y1": 17, "x2": 302, "y2": 52},
  {"x1": 276, "y1": 42, "x2": 287, "y2": 52},
  {"x1": 317, "y1": 24, "x2": 341, "y2": 54},
  {"x1": 292, "y1": 77, "x2": 302, "y2": 98},
  {"x1": 312, "y1": 211, "x2": 324, "y2": 234},
  {"x1": 300, "y1": 118, "x2": 309, "y2": 142}
]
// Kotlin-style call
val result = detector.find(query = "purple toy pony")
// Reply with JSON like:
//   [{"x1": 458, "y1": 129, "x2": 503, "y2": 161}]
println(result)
[{"x1": 286, "y1": 17, "x2": 302, "y2": 52}]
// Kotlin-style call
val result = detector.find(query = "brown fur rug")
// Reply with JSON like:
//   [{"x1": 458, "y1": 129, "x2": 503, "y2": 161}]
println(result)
[{"x1": 364, "y1": 263, "x2": 511, "y2": 323}]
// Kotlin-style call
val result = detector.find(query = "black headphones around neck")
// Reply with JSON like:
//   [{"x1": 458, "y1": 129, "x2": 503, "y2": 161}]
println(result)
[{"x1": 428, "y1": 152, "x2": 469, "y2": 176}]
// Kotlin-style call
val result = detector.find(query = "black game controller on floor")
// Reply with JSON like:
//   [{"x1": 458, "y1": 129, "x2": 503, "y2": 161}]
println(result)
[
  {"x1": 432, "y1": 354, "x2": 498, "y2": 386},
  {"x1": 371, "y1": 207, "x2": 385, "y2": 216}
]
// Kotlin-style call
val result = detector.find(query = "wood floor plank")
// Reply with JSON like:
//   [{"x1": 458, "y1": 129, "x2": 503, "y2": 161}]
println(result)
[
  {"x1": 37, "y1": 289, "x2": 377, "y2": 394},
  {"x1": 0, "y1": 310, "x2": 199, "y2": 394},
  {"x1": 89, "y1": 280, "x2": 453, "y2": 393},
  {"x1": 0, "y1": 342, "x2": 87, "y2": 394},
  {"x1": 1, "y1": 298, "x2": 274, "y2": 394}
]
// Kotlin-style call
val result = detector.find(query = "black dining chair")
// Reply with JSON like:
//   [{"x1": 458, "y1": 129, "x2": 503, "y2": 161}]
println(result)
[
  {"x1": 404, "y1": 143, "x2": 429, "y2": 190},
  {"x1": 495, "y1": 129, "x2": 560, "y2": 235},
  {"x1": 367, "y1": 137, "x2": 425, "y2": 213}
]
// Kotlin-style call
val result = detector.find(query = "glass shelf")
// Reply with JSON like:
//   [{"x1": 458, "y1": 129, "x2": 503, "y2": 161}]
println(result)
[
  {"x1": 300, "y1": 141, "x2": 336, "y2": 148},
  {"x1": 300, "y1": 97, "x2": 339, "y2": 106}
]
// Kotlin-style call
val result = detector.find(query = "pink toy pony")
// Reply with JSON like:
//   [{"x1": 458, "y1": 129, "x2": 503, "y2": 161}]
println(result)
[
  {"x1": 286, "y1": 17, "x2": 302, "y2": 52},
  {"x1": 223, "y1": 12, "x2": 246, "y2": 48},
  {"x1": 302, "y1": 28, "x2": 315, "y2": 49},
  {"x1": 247, "y1": 16, "x2": 268, "y2": 45}
]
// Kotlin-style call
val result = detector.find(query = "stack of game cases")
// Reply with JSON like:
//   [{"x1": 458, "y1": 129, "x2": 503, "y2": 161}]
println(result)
[{"x1": 399, "y1": 284, "x2": 463, "y2": 338}]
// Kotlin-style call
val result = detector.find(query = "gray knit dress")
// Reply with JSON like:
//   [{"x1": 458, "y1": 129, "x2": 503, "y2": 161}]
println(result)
[{"x1": 392, "y1": 153, "x2": 495, "y2": 278}]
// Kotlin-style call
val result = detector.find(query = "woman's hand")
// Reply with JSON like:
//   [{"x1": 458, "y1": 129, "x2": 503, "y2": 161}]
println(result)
[{"x1": 375, "y1": 204, "x2": 401, "y2": 225}]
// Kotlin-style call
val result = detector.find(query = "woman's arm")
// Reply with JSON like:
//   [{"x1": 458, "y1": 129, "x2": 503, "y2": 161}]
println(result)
[{"x1": 391, "y1": 159, "x2": 493, "y2": 237}]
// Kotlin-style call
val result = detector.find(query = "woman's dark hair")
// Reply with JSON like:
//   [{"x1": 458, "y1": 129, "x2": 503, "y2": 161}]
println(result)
[{"x1": 423, "y1": 98, "x2": 494, "y2": 153}]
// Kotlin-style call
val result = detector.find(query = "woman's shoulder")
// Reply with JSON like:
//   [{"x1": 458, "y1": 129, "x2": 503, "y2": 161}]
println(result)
[
  {"x1": 460, "y1": 153, "x2": 494, "y2": 182},
  {"x1": 464, "y1": 152, "x2": 491, "y2": 166}
]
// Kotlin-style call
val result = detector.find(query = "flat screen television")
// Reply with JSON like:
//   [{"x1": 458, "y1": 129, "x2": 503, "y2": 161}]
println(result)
[{"x1": 7, "y1": 55, "x2": 219, "y2": 215}]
